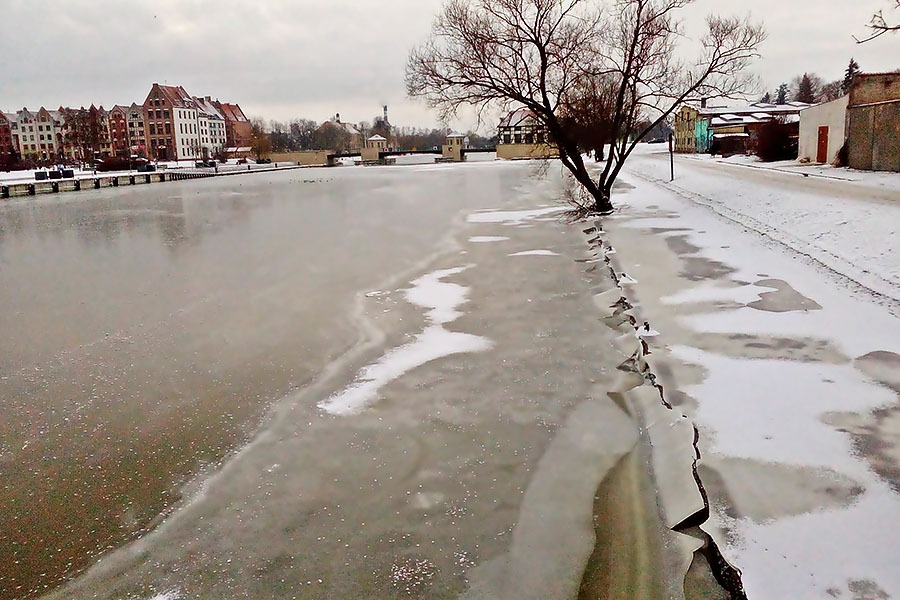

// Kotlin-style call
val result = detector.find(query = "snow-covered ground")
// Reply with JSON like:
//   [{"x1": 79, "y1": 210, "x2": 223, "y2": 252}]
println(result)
[
  {"x1": 687, "y1": 151, "x2": 900, "y2": 189},
  {"x1": 624, "y1": 146, "x2": 900, "y2": 307},
  {"x1": 598, "y1": 150, "x2": 900, "y2": 598}
]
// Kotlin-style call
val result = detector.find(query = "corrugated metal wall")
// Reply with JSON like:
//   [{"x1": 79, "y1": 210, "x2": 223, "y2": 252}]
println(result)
[{"x1": 848, "y1": 101, "x2": 900, "y2": 172}]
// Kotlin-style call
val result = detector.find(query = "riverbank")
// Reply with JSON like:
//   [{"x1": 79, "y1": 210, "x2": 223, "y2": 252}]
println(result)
[
  {"x1": 0, "y1": 163, "x2": 305, "y2": 199},
  {"x1": 601, "y1": 167, "x2": 900, "y2": 598}
]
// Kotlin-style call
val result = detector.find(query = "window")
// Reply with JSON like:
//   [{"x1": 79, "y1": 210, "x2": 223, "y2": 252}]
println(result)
[
  {"x1": 163, "y1": 109, "x2": 169, "y2": 118},
  {"x1": 149, "y1": 124, "x2": 156, "y2": 135},
  {"x1": 165, "y1": 123, "x2": 171, "y2": 134}
]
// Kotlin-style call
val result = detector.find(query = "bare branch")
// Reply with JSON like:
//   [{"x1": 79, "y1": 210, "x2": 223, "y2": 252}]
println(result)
[
  {"x1": 407, "y1": 0, "x2": 764, "y2": 213},
  {"x1": 855, "y1": 0, "x2": 900, "y2": 43}
]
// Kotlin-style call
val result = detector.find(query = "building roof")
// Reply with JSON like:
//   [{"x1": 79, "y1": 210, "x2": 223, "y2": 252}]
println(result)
[
  {"x1": 698, "y1": 101, "x2": 811, "y2": 118},
  {"x1": 499, "y1": 108, "x2": 539, "y2": 128},
  {"x1": 194, "y1": 97, "x2": 225, "y2": 120},
  {"x1": 447, "y1": 132, "x2": 467, "y2": 138},
  {"x1": 216, "y1": 102, "x2": 249, "y2": 123},
  {"x1": 152, "y1": 83, "x2": 195, "y2": 109},
  {"x1": 332, "y1": 119, "x2": 359, "y2": 135},
  {"x1": 367, "y1": 134, "x2": 387, "y2": 141}
]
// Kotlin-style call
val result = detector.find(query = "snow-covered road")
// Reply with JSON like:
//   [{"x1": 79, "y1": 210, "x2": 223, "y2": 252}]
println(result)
[{"x1": 624, "y1": 149, "x2": 900, "y2": 310}]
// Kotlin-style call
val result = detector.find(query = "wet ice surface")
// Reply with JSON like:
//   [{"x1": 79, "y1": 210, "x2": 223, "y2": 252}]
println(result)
[{"x1": 3, "y1": 163, "x2": 682, "y2": 599}]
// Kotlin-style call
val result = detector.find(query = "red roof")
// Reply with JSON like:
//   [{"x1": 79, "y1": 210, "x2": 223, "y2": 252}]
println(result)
[
  {"x1": 151, "y1": 84, "x2": 194, "y2": 108},
  {"x1": 215, "y1": 102, "x2": 248, "y2": 123}
]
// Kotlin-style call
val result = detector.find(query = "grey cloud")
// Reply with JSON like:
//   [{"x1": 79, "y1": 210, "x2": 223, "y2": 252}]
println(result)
[{"x1": 2, "y1": 0, "x2": 898, "y2": 129}]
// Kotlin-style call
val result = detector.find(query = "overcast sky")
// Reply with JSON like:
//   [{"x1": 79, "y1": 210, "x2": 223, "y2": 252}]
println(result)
[{"x1": 2, "y1": 0, "x2": 898, "y2": 132}]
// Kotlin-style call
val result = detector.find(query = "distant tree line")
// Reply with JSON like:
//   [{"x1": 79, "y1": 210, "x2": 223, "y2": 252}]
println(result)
[
  {"x1": 761, "y1": 58, "x2": 862, "y2": 105},
  {"x1": 259, "y1": 117, "x2": 497, "y2": 154}
]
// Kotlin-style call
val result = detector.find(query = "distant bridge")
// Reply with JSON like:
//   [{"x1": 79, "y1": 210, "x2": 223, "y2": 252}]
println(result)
[{"x1": 326, "y1": 147, "x2": 497, "y2": 166}]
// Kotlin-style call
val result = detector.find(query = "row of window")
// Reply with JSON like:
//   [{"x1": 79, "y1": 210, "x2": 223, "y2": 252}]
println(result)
[
  {"x1": 501, "y1": 133, "x2": 545, "y2": 144},
  {"x1": 149, "y1": 123, "x2": 172, "y2": 136}
]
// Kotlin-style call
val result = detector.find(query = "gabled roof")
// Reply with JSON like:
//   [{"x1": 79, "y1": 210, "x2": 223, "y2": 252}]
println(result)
[
  {"x1": 499, "y1": 108, "x2": 538, "y2": 128},
  {"x1": 367, "y1": 134, "x2": 387, "y2": 141},
  {"x1": 151, "y1": 83, "x2": 195, "y2": 108},
  {"x1": 216, "y1": 102, "x2": 249, "y2": 123},
  {"x1": 332, "y1": 119, "x2": 360, "y2": 135},
  {"x1": 194, "y1": 97, "x2": 225, "y2": 120}
]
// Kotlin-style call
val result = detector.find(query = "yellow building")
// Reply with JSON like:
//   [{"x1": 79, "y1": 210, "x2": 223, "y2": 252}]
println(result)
[
  {"x1": 496, "y1": 109, "x2": 557, "y2": 160},
  {"x1": 674, "y1": 105, "x2": 699, "y2": 153},
  {"x1": 361, "y1": 134, "x2": 388, "y2": 162}
]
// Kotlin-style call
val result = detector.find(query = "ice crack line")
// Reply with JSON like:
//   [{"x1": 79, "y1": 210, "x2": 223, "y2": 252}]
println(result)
[{"x1": 582, "y1": 221, "x2": 748, "y2": 599}]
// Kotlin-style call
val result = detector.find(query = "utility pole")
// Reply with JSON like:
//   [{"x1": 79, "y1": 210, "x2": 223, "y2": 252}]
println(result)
[{"x1": 668, "y1": 132, "x2": 675, "y2": 181}]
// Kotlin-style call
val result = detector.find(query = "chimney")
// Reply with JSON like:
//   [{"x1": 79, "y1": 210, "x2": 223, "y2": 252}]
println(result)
[
  {"x1": 700, "y1": 98, "x2": 707, "y2": 108},
  {"x1": 336, "y1": 113, "x2": 340, "y2": 122},
  {"x1": 383, "y1": 105, "x2": 388, "y2": 123}
]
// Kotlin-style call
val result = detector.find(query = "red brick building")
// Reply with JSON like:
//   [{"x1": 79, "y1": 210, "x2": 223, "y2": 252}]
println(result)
[
  {"x1": 0, "y1": 112, "x2": 16, "y2": 168},
  {"x1": 108, "y1": 105, "x2": 129, "y2": 157},
  {"x1": 143, "y1": 83, "x2": 197, "y2": 161},
  {"x1": 212, "y1": 101, "x2": 252, "y2": 150}
]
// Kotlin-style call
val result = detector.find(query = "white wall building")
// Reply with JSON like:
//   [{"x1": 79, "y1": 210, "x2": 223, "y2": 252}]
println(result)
[
  {"x1": 194, "y1": 97, "x2": 227, "y2": 158},
  {"x1": 798, "y1": 96, "x2": 849, "y2": 165}
]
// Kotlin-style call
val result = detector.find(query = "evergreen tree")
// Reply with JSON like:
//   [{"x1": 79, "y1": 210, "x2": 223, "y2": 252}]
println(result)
[
  {"x1": 776, "y1": 83, "x2": 789, "y2": 104},
  {"x1": 760, "y1": 91, "x2": 772, "y2": 103},
  {"x1": 796, "y1": 73, "x2": 816, "y2": 103},
  {"x1": 842, "y1": 58, "x2": 861, "y2": 94}
]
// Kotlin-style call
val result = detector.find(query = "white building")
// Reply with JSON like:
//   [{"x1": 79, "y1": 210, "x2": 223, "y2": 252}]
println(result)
[
  {"x1": 798, "y1": 96, "x2": 849, "y2": 165},
  {"x1": 10, "y1": 107, "x2": 65, "y2": 160},
  {"x1": 172, "y1": 97, "x2": 199, "y2": 161},
  {"x1": 194, "y1": 96, "x2": 228, "y2": 159}
]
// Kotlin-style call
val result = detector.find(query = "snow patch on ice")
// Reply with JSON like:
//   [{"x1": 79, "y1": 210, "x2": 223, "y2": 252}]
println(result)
[
  {"x1": 508, "y1": 249, "x2": 559, "y2": 257},
  {"x1": 467, "y1": 207, "x2": 564, "y2": 224},
  {"x1": 404, "y1": 267, "x2": 471, "y2": 324},
  {"x1": 147, "y1": 591, "x2": 181, "y2": 600},
  {"x1": 320, "y1": 266, "x2": 492, "y2": 416},
  {"x1": 469, "y1": 236, "x2": 510, "y2": 243}
]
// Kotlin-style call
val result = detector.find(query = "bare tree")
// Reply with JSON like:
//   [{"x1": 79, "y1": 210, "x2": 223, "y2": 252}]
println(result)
[
  {"x1": 249, "y1": 117, "x2": 271, "y2": 160},
  {"x1": 856, "y1": 0, "x2": 900, "y2": 42},
  {"x1": 407, "y1": 0, "x2": 764, "y2": 214},
  {"x1": 558, "y1": 74, "x2": 619, "y2": 161}
]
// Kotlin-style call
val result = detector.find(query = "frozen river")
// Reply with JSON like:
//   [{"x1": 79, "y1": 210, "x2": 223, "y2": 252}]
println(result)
[{"x1": 1, "y1": 162, "x2": 722, "y2": 599}]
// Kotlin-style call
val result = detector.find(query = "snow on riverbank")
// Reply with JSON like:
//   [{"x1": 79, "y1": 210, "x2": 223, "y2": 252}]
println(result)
[
  {"x1": 623, "y1": 148, "x2": 900, "y2": 306},
  {"x1": 603, "y1": 171, "x2": 900, "y2": 599}
]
